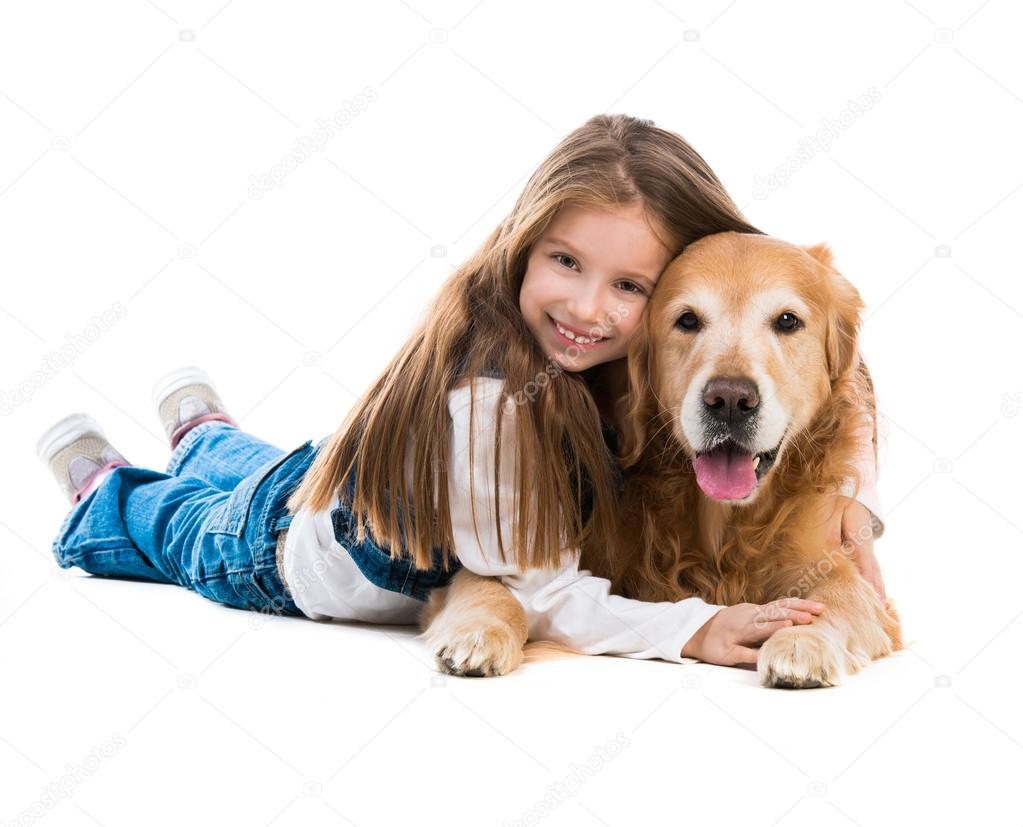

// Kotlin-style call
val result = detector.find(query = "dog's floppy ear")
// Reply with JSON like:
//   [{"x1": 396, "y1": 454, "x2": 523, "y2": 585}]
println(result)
[
  {"x1": 617, "y1": 316, "x2": 657, "y2": 468},
  {"x1": 805, "y1": 243, "x2": 865, "y2": 382}
]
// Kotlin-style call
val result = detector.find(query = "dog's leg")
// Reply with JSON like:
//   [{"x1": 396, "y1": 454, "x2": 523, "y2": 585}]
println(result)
[
  {"x1": 419, "y1": 569, "x2": 528, "y2": 677},
  {"x1": 757, "y1": 561, "x2": 901, "y2": 689}
]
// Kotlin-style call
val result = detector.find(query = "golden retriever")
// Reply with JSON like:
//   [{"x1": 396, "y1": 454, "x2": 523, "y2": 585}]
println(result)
[
  {"x1": 423, "y1": 232, "x2": 902, "y2": 686},
  {"x1": 582, "y1": 231, "x2": 902, "y2": 687}
]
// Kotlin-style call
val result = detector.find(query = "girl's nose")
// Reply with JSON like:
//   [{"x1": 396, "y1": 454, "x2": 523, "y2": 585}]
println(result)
[{"x1": 567, "y1": 286, "x2": 606, "y2": 331}]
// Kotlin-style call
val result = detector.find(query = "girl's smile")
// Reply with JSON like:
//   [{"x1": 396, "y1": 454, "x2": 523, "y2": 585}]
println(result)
[{"x1": 548, "y1": 314, "x2": 610, "y2": 348}]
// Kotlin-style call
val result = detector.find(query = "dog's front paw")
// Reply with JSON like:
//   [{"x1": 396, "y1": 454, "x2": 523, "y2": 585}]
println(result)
[
  {"x1": 757, "y1": 625, "x2": 846, "y2": 688},
  {"x1": 430, "y1": 620, "x2": 524, "y2": 678}
]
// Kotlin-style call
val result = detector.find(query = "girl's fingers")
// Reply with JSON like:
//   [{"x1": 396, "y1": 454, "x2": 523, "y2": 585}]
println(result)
[
  {"x1": 770, "y1": 597, "x2": 826, "y2": 613},
  {"x1": 756, "y1": 598, "x2": 825, "y2": 622},
  {"x1": 744, "y1": 618, "x2": 793, "y2": 644},
  {"x1": 865, "y1": 555, "x2": 887, "y2": 603},
  {"x1": 752, "y1": 607, "x2": 816, "y2": 627},
  {"x1": 729, "y1": 645, "x2": 762, "y2": 665},
  {"x1": 870, "y1": 570, "x2": 887, "y2": 603},
  {"x1": 872, "y1": 566, "x2": 886, "y2": 602},
  {"x1": 855, "y1": 545, "x2": 886, "y2": 601}
]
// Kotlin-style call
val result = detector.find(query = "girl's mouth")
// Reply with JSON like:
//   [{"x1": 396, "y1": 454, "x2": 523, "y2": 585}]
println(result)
[{"x1": 548, "y1": 315, "x2": 609, "y2": 349}]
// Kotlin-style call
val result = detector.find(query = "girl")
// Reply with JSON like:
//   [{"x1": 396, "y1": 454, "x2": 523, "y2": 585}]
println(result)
[{"x1": 38, "y1": 114, "x2": 883, "y2": 677}]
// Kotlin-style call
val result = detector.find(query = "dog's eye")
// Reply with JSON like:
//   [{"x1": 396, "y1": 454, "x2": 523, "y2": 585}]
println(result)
[
  {"x1": 775, "y1": 312, "x2": 802, "y2": 333},
  {"x1": 675, "y1": 311, "x2": 701, "y2": 332}
]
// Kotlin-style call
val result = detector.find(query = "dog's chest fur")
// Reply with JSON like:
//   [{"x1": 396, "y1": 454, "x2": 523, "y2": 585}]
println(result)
[{"x1": 591, "y1": 463, "x2": 843, "y2": 607}]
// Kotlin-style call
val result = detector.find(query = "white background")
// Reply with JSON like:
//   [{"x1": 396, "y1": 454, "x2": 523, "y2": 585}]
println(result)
[{"x1": 2, "y1": 1, "x2": 1021, "y2": 825}]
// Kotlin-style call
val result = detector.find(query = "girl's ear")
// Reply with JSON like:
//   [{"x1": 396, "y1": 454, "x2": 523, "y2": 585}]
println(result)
[
  {"x1": 618, "y1": 319, "x2": 656, "y2": 467},
  {"x1": 804, "y1": 243, "x2": 865, "y2": 382}
]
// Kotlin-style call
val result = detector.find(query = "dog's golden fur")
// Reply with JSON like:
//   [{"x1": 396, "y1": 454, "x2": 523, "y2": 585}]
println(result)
[
  {"x1": 420, "y1": 571, "x2": 529, "y2": 677},
  {"x1": 424, "y1": 232, "x2": 902, "y2": 686}
]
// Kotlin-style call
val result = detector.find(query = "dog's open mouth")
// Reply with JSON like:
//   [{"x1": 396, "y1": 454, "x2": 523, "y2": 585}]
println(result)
[{"x1": 693, "y1": 439, "x2": 780, "y2": 501}]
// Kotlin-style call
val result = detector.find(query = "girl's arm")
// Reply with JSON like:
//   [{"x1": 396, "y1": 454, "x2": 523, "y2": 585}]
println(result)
[
  {"x1": 446, "y1": 377, "x2": 726, "y2": 662},
  {"x1": 840, "y1": 418, "x2": 885, "y2": 538},
  {"x1": 834, "y1": 404, "x2": 887, "y2": 602}
]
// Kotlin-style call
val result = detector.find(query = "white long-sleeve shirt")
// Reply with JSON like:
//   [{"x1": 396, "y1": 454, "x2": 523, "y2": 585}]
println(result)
[{"x1": 283, "y1": 377, "x2": 885, "y2": 662}]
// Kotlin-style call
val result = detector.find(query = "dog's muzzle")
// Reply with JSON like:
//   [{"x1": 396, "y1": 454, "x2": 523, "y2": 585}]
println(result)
[{"x1": 693, "y1": 376, "x2": 780, "y2": 502}]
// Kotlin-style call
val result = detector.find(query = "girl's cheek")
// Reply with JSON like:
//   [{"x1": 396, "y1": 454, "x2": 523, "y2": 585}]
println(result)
[
  {"x1": 602, "y1": 315, "x2": 637, "y2": 350},
  {"x1": 612, "y1": 299, "x2": 647, "y2": 339}
]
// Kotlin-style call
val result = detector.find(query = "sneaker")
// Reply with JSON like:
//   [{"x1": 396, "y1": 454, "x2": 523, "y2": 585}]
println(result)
[
  {"x1": 151, "y1": 366, "x2": 237, "y2": 449},
  {"x1": 36, "y1": 413, "x2": 129, "y2": 504}
]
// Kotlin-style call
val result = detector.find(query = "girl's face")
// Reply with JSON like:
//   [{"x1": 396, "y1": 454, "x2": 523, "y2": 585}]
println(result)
[{"x1": 519, "y1": 202, "x2": 673, "y2": 372}]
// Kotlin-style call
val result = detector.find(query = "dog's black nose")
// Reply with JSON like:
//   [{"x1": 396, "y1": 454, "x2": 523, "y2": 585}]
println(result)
[{"x1": 702, "y1": 376, "x2": 760, "y2": 423}]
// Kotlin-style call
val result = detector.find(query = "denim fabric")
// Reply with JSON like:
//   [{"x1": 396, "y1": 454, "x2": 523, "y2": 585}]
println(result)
[
  {"x1": 50, "y1": 420, "x2": 458, "y2": 612},
  {"x1": 52, "y1": 421, "x2": 313, "y2": 615},
  {"x1": 330, "y1": 469, "x2": 460, "y2": 601}
]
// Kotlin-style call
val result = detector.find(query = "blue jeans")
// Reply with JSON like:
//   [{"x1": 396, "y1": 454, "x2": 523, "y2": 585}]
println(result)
[{"x1": 51, "y1": 421, "x2": 320, "y2": 616}]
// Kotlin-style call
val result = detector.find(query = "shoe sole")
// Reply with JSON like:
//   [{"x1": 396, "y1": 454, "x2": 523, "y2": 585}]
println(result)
[
  {"x1": 36, "y1": 413, "x2": 105, "y2": 463},
  {"x1": 150, "y1": 366, "x2": 217, "y2": 415}
]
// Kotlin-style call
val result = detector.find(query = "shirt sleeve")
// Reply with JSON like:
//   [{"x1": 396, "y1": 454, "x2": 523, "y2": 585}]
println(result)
[{"x1": 445, "y1": 377, "x2": 724, "y2": 663}]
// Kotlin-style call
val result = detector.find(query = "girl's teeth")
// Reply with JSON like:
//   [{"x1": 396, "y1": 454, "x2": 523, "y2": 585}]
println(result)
[{"x1": 556, "y1": 321, "x2": 601, "y2": 344}]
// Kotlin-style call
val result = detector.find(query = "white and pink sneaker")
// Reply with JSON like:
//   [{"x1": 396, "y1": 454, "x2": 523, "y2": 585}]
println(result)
[
  {"x1": 151, "y1": 367, "x2": 238, "y2": 449},
  {"x1": 36, "y1": 413, "x2": 129, "y2": 504}
]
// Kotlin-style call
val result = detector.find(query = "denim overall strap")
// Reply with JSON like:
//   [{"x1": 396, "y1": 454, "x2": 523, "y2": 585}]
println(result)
[{"x1": 330, "y1": 468, "x2": 460, "y2": 601}]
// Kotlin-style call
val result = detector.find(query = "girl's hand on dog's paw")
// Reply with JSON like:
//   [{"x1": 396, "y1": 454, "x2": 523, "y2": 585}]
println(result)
[{"x1": 681, "y1": 598, "x2": 826, "y2": 666}]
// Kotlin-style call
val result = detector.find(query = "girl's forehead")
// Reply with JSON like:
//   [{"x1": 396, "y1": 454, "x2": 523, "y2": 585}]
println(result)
[{"x1": 547, "y1": 202, "x2": 648, "y2": 234}]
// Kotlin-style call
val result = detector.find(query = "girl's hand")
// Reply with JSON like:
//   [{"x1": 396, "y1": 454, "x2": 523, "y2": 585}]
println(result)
[
  {"x1": 831, "y1": 496, "x2": 887, "y2": 604},
  {"x1": 681, "y1": 598, "x2": 826, "y2": 665}
]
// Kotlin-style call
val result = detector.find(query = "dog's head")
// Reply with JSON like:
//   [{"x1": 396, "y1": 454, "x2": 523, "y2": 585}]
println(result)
[{"x1": 622, "y1": 231, "x2": 864, "y2": 504}]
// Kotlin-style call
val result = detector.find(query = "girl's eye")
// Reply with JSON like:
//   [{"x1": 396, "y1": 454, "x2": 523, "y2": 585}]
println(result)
[
  {"x1": 616, "y1": 281, "x2": 644, "y2": 296},
  {"x1": 775, "y1": 312, "x2": 803, "y2": 333},
  {"x1": 553, "y1": 253, "x2": 579, "y2": 271}
]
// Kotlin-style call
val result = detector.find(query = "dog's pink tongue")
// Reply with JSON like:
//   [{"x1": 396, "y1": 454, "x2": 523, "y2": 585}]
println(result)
[{"x1": 694, "y1": 447, "x2": 757, "y2": 500}]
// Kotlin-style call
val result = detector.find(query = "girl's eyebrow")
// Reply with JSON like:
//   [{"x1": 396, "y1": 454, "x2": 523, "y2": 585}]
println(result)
[
  {"x1": 542, "y1": 236, "x2": 657, "y2": 289},
  {"x1": 543, "y1": 236, "x2": 582, "y2": 254}
]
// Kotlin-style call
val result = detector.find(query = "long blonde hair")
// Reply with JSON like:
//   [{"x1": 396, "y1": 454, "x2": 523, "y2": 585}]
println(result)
[{"x1": 288, "y1": 113, "x2": 761, "y2": 570}]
